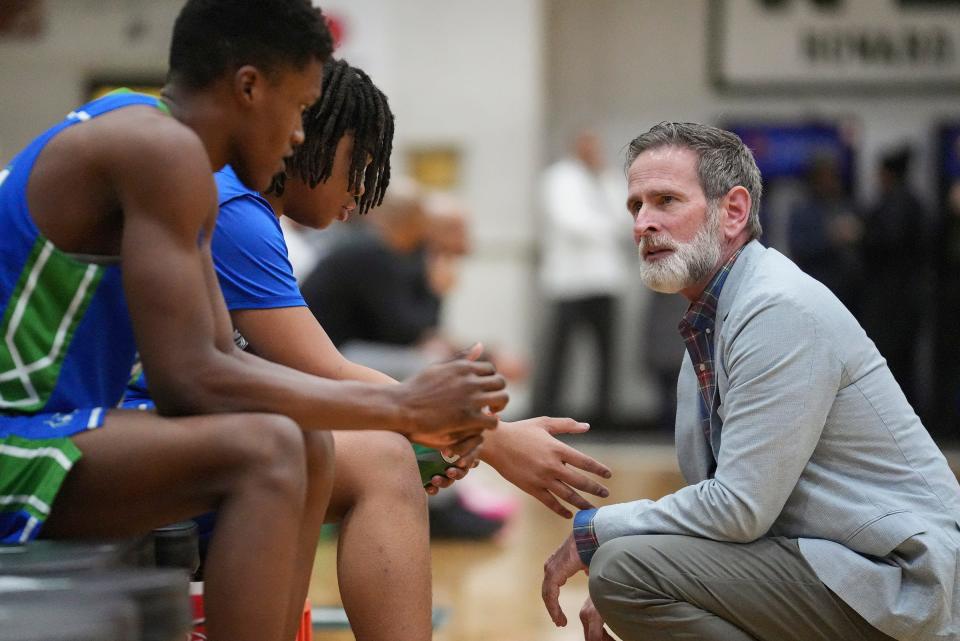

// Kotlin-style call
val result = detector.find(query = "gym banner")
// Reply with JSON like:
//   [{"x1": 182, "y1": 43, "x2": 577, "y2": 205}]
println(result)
[{"x1": 710, "y1": 0, "x2": 960, "y2": 93}]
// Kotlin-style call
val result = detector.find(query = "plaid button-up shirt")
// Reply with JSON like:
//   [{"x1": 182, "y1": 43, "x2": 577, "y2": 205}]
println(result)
[
  {"x1": 677, "y1": 246, "x2": 744, "y2": 478},
  {"x1": 572, "y1": 246, "x2": 745, "y2": 567}
]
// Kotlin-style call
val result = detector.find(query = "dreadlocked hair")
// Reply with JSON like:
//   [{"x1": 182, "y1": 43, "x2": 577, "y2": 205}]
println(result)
[{"x1": 271, "y1": 58, "x2": 394, "y2": 215}]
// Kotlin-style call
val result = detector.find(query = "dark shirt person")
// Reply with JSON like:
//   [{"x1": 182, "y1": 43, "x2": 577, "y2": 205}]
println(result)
[
  {"x1": 301, "y1": 180, "x2": 439, "y2": 349},
  {"x1": 860, "y1": 147, "x2": 931, "y2": 407},
  {"x1": 788, "y1": 154, "x2": 863, "y2": 314}
]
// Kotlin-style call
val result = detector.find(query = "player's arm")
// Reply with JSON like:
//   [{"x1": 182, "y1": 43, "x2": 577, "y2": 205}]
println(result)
[
  {"x1": 109, "y1": 117, "x2": 503, "y2": 442},
  {"x1": 231, "y1": 306, "x2": 396, "y2": 384},
  {"x1": 232, "y1": 293, "x2": 611, "y2": 507},
  {"x1": 237, "y1": 302, "x2": 612, "y2": 509},
  {"x1": 231, "y1": 305, "x2": 485, "y2": 488}
]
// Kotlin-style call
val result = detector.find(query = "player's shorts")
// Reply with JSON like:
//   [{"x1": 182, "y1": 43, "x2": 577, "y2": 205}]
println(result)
[
  {"x1": 123, "y1": 371, "x2": 153, "y2": 411},
  {"x1": 120, "y1": 396, "x2": 154, "y2": 412},
  {"x1": 0, "y1": 407, "x2": 107, "y2": 439},
  {"x1": 0, "y1": 408, "x2": 107, "y2": 543}
]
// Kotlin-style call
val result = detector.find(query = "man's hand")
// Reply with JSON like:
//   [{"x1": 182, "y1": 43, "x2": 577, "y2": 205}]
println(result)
[
  {"x1": 399, "y1": 358, "x2": 507, "y2": 449},
  {"x1": 579, "y1": 596, "x2": 615, "y2": 641},
  {"x1": 483, "y1": 418, "x2": 611, "y2": 518},
  {"x1": 424, "y1": 440, "x2": 482, "y2": 495},
  {"x1": 542, "y1": 533, "x2": 587, "y2": 627}
]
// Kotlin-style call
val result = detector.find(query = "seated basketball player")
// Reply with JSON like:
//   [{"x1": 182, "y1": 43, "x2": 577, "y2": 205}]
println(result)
[{"x1": 0, "y1": 3, "x2": 505, "y2": 641}]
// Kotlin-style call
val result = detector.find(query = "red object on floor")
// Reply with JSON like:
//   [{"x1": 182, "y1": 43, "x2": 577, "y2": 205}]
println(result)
[
  {"x1": 189, "y1": 583, "x2": 312, "y2": 640},
  {"x1": 297, "y1": 597, "x2": 313, "y2": 641}
]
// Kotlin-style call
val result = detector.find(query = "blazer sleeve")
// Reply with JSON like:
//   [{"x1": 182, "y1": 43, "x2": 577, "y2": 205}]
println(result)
[{"x1": 591, "y1": 292, "x2": 842, "y2": 547}]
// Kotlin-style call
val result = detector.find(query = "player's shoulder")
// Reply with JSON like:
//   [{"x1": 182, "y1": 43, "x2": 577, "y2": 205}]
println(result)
[
  {"x1": 216, "y1": 193, "x2": 280, "y2": 244},
  {"x1": 215, "y1": 166, "x2": 262, "y2": 206},
  {"x1": 83, "y1": 107, "x2": 218, "y2": 223},
  {"x1": 88, "y1": 105, "x2": 209, "y2": 177}
]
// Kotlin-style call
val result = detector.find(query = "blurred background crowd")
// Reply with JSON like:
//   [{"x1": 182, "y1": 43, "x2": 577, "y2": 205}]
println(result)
[{"x1": 1, "y1": 0, "x2": 959, "y2": 447}]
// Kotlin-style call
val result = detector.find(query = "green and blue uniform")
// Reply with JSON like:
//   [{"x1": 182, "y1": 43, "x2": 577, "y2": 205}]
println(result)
[{"x1": 0, "y1": 91, "x2": 164, "y2": 542}]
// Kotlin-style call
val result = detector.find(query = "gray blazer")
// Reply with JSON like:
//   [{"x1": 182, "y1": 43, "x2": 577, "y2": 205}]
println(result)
[{"x1": 593, "y1": 240, "x2": 960, "y2": 641}]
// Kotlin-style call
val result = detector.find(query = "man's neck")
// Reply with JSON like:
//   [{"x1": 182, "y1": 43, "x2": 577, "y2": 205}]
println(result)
[
  {"x1": 161, "y1": 80, "x2": 233, "y2": 172},
  {"x1": 680, "y1": 238, "x2": 749, "y2": 302},
  {"x1": 264, "y1": 192, "x2": 284, "y2": 219}
]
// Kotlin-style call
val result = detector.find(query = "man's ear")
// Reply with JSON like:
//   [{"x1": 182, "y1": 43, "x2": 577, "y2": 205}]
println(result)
[
  {"x1": 233, "y1": 65, "x2": 262, "y2": 106},
  {"x1": 720, "y1": 185, "x2": 751, "y2": 240}
]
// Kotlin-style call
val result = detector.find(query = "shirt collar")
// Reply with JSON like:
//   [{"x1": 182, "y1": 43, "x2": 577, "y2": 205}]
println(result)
[{"x1": 679, "y1": 245, "x2": 745, "y2": 334}]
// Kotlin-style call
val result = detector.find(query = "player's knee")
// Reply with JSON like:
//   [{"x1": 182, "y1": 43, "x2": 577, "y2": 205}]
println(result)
[
  {"x1": 373, "y1": 431, "x2": 418, "y2": 470},
  {"x1": 235, "y1": 413, "x2": 308, "y2": 501},
  {"x1": 365, "y1": 432, "x2": 423, "y2": 504}
]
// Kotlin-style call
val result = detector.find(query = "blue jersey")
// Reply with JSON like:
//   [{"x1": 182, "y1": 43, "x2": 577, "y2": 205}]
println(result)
[
  {"x1": 0, "y1": 92, "x2": 164, "y2": 435},
  {"x1": 124, "y1": 165, "x2": 304, "y2": 406},
  {"x1": 211, "y1": 165, "x2": 305, "y2": 311}
]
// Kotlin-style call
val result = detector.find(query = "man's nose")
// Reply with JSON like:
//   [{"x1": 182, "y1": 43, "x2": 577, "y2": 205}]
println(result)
[
  {"x1": 633, "y1": 210, "x2": 659, "y2": 243},
  {"x1": 291, "y1": 124, "x2": 306, "y2": 148}
]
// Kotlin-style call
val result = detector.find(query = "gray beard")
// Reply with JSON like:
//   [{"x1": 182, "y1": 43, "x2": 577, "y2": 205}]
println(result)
[{"x1": 638, "y1": 212, "x2": 723, "y2": 294}]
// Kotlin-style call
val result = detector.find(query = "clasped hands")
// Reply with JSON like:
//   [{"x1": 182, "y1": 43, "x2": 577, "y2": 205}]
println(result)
[
  {"x1": 406, "y1": 344, "x2": 613, "y2": 505},
  {"x1": 422, "y1": 415, "x2": 615, "y2": 499}
]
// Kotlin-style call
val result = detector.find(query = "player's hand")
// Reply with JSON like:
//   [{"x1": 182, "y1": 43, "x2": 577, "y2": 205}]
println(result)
[
  {"x1": 397, "y1": 358, "x2": 507, "y2": 446},
  {"x1": 424, "y1": 438, "x2": 483, "y2": 495},
  {"x1": 482, "y1": 417, "x2": 611, "y2": 518},
  {"x1": 452, "y1": 341, "x2": 485, "y2": 361},
  {"x1": 579, "y1": 597, "x2": 615, "y2": 641},
  {"x1": 542, "y1": 533, "x2": 587, "y2": 627}
]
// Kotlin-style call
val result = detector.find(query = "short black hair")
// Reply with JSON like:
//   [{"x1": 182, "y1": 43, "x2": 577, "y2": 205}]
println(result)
[
  {"x1": 168, "y1": 0, "x2": 334, "y2": 89},
  {"x1": 272, "y1": 58, "x2": 394, "y2": 215}
]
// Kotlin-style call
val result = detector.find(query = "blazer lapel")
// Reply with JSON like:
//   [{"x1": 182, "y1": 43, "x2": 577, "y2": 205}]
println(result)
[{"x1": 709, "y1": 240, "x2": 765, "y2": 459}]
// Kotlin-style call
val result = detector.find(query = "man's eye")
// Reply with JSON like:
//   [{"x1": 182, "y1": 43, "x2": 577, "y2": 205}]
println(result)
[{"x1": 661, "y1": 195, "x2": 674, "y2": 204}]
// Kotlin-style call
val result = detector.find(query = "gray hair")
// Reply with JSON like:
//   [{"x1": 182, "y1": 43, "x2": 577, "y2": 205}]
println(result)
[{"x1": 625, "y1": 122, "x2": 763, "y2": 240}]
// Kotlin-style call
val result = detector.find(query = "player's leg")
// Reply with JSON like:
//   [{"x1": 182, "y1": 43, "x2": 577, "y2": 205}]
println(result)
[
  {"x1": 42, "y1": 409, "x2": 320, "y2": 641},
  {"x1": 325, "y1": 430, "x2": 432, "y2": 641},
  {"x1": 280, "y1": 430, "x2": 336, "y2": 641}
]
